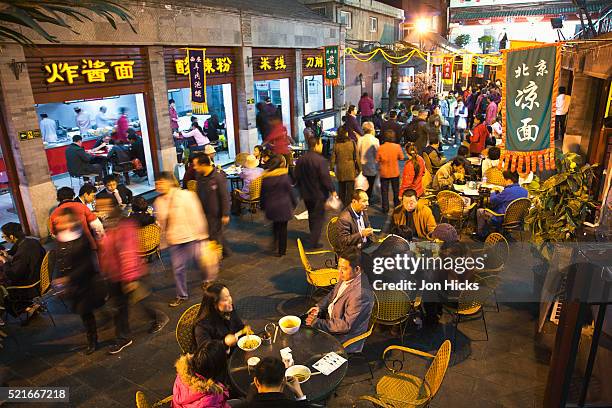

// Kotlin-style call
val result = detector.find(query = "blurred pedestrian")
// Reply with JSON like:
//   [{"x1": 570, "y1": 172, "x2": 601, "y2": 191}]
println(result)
[
  {"x1": 331, "y1": 126, "x2": 360, "y2": 207},
  {"x1": 345, "y1": 105, "x2": 364, "y2": 141},
  {"x1": 357, "y1": 122, "x2": 380, "y2": 200},
  {"x1": 358, "y1": 92, "x2": 374, "y2": 123},
  {"x1": 376, "y1": 130, "x2": 405, "y2": 213}
]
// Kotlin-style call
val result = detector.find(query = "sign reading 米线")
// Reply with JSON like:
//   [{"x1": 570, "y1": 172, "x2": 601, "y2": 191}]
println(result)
[
  {"x1": 43, "y1": 59, "x2": 135, "y2": 84},
  {"x1": 256, "y1": 55, "x2": 288, "y2": 72}
]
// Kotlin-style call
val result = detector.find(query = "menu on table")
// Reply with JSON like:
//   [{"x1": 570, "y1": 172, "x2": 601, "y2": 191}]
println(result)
[{"x1": 312, "y1": 352, "x2": 347, "y2": 376}]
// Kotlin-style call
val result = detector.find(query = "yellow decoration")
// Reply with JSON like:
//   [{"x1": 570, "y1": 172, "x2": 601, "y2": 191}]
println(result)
[
  {"x1": 81, "y1": 59, "x2": 109, "y2": 83},
  {"x1": 44, "y1": 62, "x2": 79, "y2": 84},
  {"x1": 110, "y1": 61, "x2": 135, "y2": 80},
  {"x1": 175, "y1": 57, "x2": 189, "y2": 75},
  {"x1": 216, "y1": 57, "x2": 232, "y2": 73},
  {"x1": 204, "y1": 58, "x2": 216, "y2": 74},
  {"x1": 274, "y1": 55, "x2": 287, "y2": 70},
  {"x1": 260, "y1": 57, "x2": 272, "y2": 70},
  {"x1": 344, "y1": 47, "x2": 427, "y2": 65}
]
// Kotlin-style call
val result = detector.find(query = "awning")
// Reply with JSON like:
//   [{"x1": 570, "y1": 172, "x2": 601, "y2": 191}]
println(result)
[{"x1": 451, "y1": 2, "x2": 605, "y2": 21}]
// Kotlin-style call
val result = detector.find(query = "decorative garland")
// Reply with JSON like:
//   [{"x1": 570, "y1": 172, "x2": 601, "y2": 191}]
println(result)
[{"x1": 344, "y1": 47, "x2": 427, "y2": 65}]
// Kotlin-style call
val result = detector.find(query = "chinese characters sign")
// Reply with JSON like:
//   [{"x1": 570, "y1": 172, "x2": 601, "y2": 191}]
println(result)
[
  {"x1": 324, "y1": 46, "x2": 340, "y2": 86},
  {"x1": 462, "y1": 54, "x2": 473, "y2": 76},
  {"x1": 44, "y1": 59, "x2": 135, "y2": 84},
  {"x1": 503, "y1": 44, "x2": 558, "y2": 172},
  {"x1": 475, "y1": 58, "x2": 485, "y2": 78},
  {"x1": 442, "y1": 56, "x2": 454, "y2": 80},
  {"x1": 187, "y1": 48, "x2": 208, "y2": 114},
  {"x1": 257, "y1": 55, "x2": 287, "y2": 71},
  {"x1": 304, "y1": 55, "x2": 324, "y2": 70},
  {"x1": 175, "y1": 56, "x2": 233, "y2": 75}
]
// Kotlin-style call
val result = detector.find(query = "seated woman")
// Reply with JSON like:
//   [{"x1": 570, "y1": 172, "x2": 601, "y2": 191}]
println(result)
[
  {"x1": 182, "y1": 119, "x2": 210, "y2": 151},
  {"x1": 231, "y1": 154, "x2": 264, "y2": 215},
  {"x1": 172, "y1": 340, "x2": 231, "y2": 408},
  {"x1": 481, "y1": 146, "x2": 500, "y2": 178},
  {"x1": 193, "y1": 282, "x2": 250, "y2": 352},
  {"x1": 253, "y1": 145, "x2": 263, "y2": 165},
  {"x1": 128, "y1": 196, "x2": 156, "y2": 227}
]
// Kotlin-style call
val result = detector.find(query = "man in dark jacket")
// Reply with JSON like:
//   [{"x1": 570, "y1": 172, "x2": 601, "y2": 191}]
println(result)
[
  {"x1": 294, "y1": 136, "x2": 336, "y2": 248},
  {"x1": 345, "y1": 105, "x2": 364, "y2": 141},
  {"x1": 65, "y1": 135, "x2": 105, "y2": 179},
  {"x1": 96, "y1": 175, "x2": 133, "y2": 208},
  {"x1": 193, "y1": 154, "x2": 231, "y2": 253},
  {"x1": 248, "y1": 357, "x2": 311, "y2": 407},
  {"x1": 335, "y1": 189, "x2": 374, "y2": 253},
  {"x1": 381, "y1": 111, "x2": 403, "y2": 143},
  {"x1": 128, "y1": 133, "x2": 147, "y2": 177}
]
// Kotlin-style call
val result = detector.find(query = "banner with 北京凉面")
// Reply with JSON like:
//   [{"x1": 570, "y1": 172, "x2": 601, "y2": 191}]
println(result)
[{"x1": 502, "y1": 43, "x2": 560, "y2": 172}]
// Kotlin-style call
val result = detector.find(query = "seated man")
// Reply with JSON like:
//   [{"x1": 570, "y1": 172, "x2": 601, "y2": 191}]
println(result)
[
  {"x1": 390, "y1": 189, "x2": 437, "y2": 239},
  {"x1": 231, "y1": 154, "x2": 264, "y2": 215},
  {"x1": 96, "y1": 174, "x2": 133, "y2": 208},
  {"x1": 475, "y1": 170, "x2": 528, "y2": 238},
  {"x1": 336, "y1": 189, "x2": 374, "y2": 253},
  {"x1": 49, "y1": 187, "x2": 104, "y2": 249},
  {"x1": 248, "y1": 356, "x2": 310, "y2": 407},
  {"x1": 65, "y1": 135, "x2": 105, "y2": 180},
  {"x1": 107, "y1": 140, "x2": 133, "y2": 185},
  {"x1": 422, "y1": 133, "x2": 447, "y2": 174},
  {"x1": 0, "y1": 223, "x2": 46, "y2": 314},
  {"x1": 432, "y1": 158, "x2": 465, "y2": 191},
  {"x1": 75, "y1": 183, "x2": 97, "y2": 208},
  {"x1": 306, "y1": 251, "x2": 375, "y2": 353},
  {"x1": 128, "y1": 196, "x2": 156, "y2": 227}
]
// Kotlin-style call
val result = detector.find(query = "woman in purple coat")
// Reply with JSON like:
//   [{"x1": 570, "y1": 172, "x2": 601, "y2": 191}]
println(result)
[{"x1": 261, "y1": 155, "x2": 297, "y2": 257}]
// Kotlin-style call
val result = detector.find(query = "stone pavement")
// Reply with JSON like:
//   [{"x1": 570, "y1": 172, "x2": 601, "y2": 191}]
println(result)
[{"x1": 1, "y1": 201, "x2": 553, "y2": 407}]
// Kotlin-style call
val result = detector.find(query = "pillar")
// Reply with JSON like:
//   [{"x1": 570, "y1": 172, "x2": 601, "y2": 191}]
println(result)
[
  {"x1": 564, "y1": 73, "x2": 602, "y2": 155},
  {"x1": 145, "y1": 46, "x2": 176, "y2": 173},
  {"x1": 236, "y1": 14, "x2": 258, "y2": 153},
  {"x1": 0, "y1": 44, "x2": 57, "y2": 237},
  {"x1": 293, "y1": 49, "x2": 305, "y2": 144},
  {"x1": 332, "y1": 30, "x2": 346, "y2": 127}
]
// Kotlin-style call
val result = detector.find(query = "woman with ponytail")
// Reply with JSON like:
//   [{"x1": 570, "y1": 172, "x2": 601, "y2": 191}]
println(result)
[{"x1": 399, "y1": 142, "x2": 426, "y2": 197}]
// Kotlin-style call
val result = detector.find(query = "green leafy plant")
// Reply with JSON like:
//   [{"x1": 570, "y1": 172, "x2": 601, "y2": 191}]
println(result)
[
  {"x1": 477, "y1": 35, "x2": 495, "y2": 54},
  {"x1": 0, "y1": 0, "x2": 135, "y2": 45},
  {"x1": 454, "y1": 34, "x2": 471, "y2": 48},
  {"x1": 525, "y1": 149, "x2": 598, "y2": 244}
]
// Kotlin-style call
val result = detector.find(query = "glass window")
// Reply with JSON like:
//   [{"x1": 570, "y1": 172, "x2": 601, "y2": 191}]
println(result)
[
  {"x1": 339, "y1": 11, "x2": 352, "y2": 29},
  {"x1": 325, "y1": 84, "x2": 333, "y2": 110},
  {"x1": 369, "y1": 17, "x2": 378, "y2": 33},
  {"x1": 386, "y1": 67, "x2": 415, "y2": 97},
  {"x1": 304, "y1": 75, "x2": 324, "y2": 115}
]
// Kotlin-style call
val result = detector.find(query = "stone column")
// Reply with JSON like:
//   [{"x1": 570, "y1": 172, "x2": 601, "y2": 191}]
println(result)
[
  {"x1": 332, "y1": 29, "x2": 346, "y2": 128},
  {"x1": 0, "y1": 44, "x2": 57, "y2": 237},
  {"x1": 145, "y1": 46, "x2": 176, "y2": 172},
  {"x1": 236, "y1": 14, "x2": 258, "y2": 153},
  {"x1": 294, "y1": 49, "x2": 305, "y2": 144}
]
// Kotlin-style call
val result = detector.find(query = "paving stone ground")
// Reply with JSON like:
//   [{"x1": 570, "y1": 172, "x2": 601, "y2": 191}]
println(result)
[{"x1": 1, "y1": 197, "x2": 554, "y2": 408}]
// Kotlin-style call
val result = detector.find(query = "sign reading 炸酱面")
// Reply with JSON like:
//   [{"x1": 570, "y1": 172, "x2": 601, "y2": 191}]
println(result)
[{"x1": 44, "y1": 60, "x2": 135, "y2": 84}]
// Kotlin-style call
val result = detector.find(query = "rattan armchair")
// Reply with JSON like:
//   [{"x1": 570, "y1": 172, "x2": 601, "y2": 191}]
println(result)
[
  {"x1": 472, "y1": 232, "x2": 509, "y2": 312},
  {"x1": 484, "y1": 167, "x2": 506, "y2": 186},
  {"x1": 297, "y1": 238, "x2": 338, "y2": 298},
  {"x1": 236, "y1": 176, "x2": 263, "y2": 220},
  {"x1": 136, "y1": 224, "x2": 166, "y2": 273},
  {"x1": 480, "y1": 197, "x2": 531, "y2": 240},
  {"x1": 437, "y1": 190, "x2": 477, "y2": 232},
  {"x1": 374, "y1": 290, "x2": 419, "y2": 344},
  {"x1": 135, "y1": 391, "x2": 172, "y2": 408},
  {"x1": 358, "y1": 340, "x2": 452, "y2": 407},
  {"x1": 176, "y1": 303, "x2": 201, "y2": 354}
]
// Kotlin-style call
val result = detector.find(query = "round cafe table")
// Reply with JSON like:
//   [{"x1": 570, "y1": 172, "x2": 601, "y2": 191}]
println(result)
[{"x1": 228, "y1": 327, "x2": 348, "y2": 401}]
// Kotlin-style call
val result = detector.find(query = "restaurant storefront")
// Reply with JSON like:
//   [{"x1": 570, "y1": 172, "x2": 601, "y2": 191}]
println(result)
[
  {"x1": 164, "y1": 47, "x2": 240, "y2": 166},
  {"x1": 301, "y1": 48, "x2": 336, "y2": 132},
  {"x1": 24, "y1": 45, "x2": 158, "y2": 196}
]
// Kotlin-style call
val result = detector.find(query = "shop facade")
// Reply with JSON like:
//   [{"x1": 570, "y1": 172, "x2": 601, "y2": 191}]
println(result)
[{"x1": 0, "y1": 3, "x2": 341, "y2": 236}]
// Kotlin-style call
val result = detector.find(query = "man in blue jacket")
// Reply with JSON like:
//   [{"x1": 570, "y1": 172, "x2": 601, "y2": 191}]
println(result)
[{"x1": 475, "y1": 170, "x2": 528, "y2": 238}]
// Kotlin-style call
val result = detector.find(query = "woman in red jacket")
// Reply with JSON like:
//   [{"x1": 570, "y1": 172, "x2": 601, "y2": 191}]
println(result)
[{"x1": 399, "y1": 143, "x2": 426, "y2": 197}]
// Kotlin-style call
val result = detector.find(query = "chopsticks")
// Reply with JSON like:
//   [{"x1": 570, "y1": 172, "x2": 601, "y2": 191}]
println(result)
[{"x1": 273, "y1": 325, "x2": 279, "y2": 344}]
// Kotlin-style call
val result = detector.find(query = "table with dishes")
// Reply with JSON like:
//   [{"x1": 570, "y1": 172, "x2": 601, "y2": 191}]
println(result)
[
  {"x1": 228, "y1": 316, "x2": 348, "y2": 402},
  {"x1": 224, "y1": 165, "x2": 243, "y2": 190}
]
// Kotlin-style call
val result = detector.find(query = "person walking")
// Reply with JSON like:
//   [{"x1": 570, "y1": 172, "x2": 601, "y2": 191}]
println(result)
[
  {"x1": 154, "y1": 172, "x2": 209, "y2": 307},
  {"x1": 265, "y1": 115, "x2": 295, "y2": 169},
  {"x1": 376, "y1": 129, "x2": 405, "y2": 213},
  {"x1": 345, "y1": 105, "x2": 364, "y2": 141},
  {"x1": 399, "y1": 142, "x2": 426, "y2": 197},
  {"x1": 485, "y1": 95, "x2": 498, "y2": 125},
  {"x1": 261, "y1": 156, "x2": 297, "y2": 257},
  {"x1": 356, "y1": 122, "x2": 380, "y2": 201},
  {"x1": 455, "y1": 99, "x2": 468, "y2": 145},
  {"x1": 331, "y1": 126, "x2": 360, "y2": 207},
  {"x1": 555, "y1": 86, "x2": 571, "y2": 143},
  {"x1": 358, "y1": 92, "x2": 375, "y2": 123},
  {"x1": 294, "y1": 136, "x2": 336, "y2": 249}
]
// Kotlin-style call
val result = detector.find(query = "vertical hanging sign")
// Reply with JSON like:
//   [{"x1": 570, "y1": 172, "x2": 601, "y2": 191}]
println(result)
[
  {"x1": 462, "y1": 54, "x2": 473, "y2": 76},
  {"x1": 187, "y1": 48, "x2": 208, "y2": 114},
  {"x1": 324, "y1": 46, "x2": 340, "y2": 86},
  {"x1": 442, "y1": 56, "x2": 454, "y2": 80},
  {"x1": 476, "y1": 58, "x2": 485, "y2": 77}
]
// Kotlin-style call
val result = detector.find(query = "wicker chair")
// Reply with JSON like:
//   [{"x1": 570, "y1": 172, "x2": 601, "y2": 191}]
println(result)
[
  {"x1": 480, "y1": 197, "x2": 531, "y2": 240},
  {"x1": 186, "y1": 179, "x2": 197, "y2": 192},
  {"x1": 436, "y1": 190, "x2": 476, "y2": 232},
  {"x1": 6, "y1": 252, "x2": 56, "y2": 326},
  {"x1": 358, "y1": 340, "x2": 452, "y2": 407},
  {"x1": 374, "y1": 290, "x2": 418, "y2": 344},
  {"x1": 234, "y1": 152, "x2": 250, "y2": 167},
  {"x1": 297, "y1": 238, "x2": 338, "y2": 298},
  {"x1": 176, "y1": 304, "x2": 201, "y2": 354},
  {"x1": 237, "y1": 176, "x2": 263, "y2": 220},
  {"x1": 473, "y1": 233, "x2": 509, "y2": 313},
  {"x1": 136, "y1": 224, "x2": 166, "y2": 273},
  {"x1": 135, "y1": 391, "x2": 172, "y2": 408},
  {"x1": 443, "y1": 275, "x2": 499, "y2": 345},
  {"x1": 326, "y1": 216, "x2": 341, "y2": 253},
  {"x1": 485, "y1": 167, "x2": 506, "y2": 186}
]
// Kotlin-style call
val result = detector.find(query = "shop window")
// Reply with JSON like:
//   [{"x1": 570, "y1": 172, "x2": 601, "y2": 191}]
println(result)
[
  {"x1": 304, "y1": 75, "x2": 324, "y2": 115},
  {"x1": 369, "y1": 17, "x2": 378, "y2": 33},
  {"x1": 339, "y1": 10, "x2": 352, "y2": 29},
  {"x1": 254, "y1": 79, "x2": 292, "y2": 142},
  {"x1": 386, "y1": 66, "x2": 415, "y2": 97},
  {"x1": 325, "y1": 84, "x2": 333, "y2": 110}
]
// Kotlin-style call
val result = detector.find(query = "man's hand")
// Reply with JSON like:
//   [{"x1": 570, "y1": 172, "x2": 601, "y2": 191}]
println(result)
[
  {"x1": 307, "y1": 306, "x2": 319, "y2": 317},
  {"x1": 285, "y1": 376, "x2": 305, "y2": 399},
  {"x1": 222, "y1": 216, "x2": 230, "y2": 225},
  {"x1": 224, "y1": 333, "x2": 238, "y2": 347},
  {"x1": 361, "y1": 227, "x2": 374, "y2": 238}
]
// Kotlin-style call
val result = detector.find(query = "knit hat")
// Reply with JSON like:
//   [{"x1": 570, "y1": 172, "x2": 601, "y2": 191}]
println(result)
[
  {"x1": 431, "y1": 223, "x2": 458, "y2": 243},
  {"x1": 244, "y1": 155, "x2": 258, "y2": 169}
]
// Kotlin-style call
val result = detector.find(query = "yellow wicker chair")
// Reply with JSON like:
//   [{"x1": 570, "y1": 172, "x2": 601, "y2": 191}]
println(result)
[
  {"x1": 473, "y1": 233, "x2": 509, "y2": 313},
  {"x1": 484, "y1": 167, "x2": 506, "y2": 186},
  {"x1": 480, "y1": 197, "x2": 531, "y2": 240},
  {"x1": 374, "y1": 290, "x2": 420, "y2": 344},
  {"x1": 234, "y1": 152, "x2": 250, "y2": 167},
  {"x1": 297, "y1": 238, "x2": 338, "y2": 298},
  {"x1": 443, "y1": 275, "x2": 499, "y2": 345},
  {"x1": 176, "y1": 303, "x2": 201, "y2": 354},
  {"x1": 186, "y1": 179, "x2": 197, "y2": 192},
  {"x1": 135, "y1": 391, "x2": 172, "y2": 408},
  {"x1": 358, "y1": 340, "x2": 452, "y2": 408},
  {"x1": 326, "y1": 216, "x2": 340, "y2": 253},
  {"x1": 136, "y1": 224, "x2": 166, "y2": 273},
  {"x1": 6, "y1": 252, "x2": 56, "y2": 326},
  {"x1": 237, "y1": 176, "x2": 263, "y2": 220},
  {"x1": 436, "y1": 190, "x2": 476, "y2": 232}
]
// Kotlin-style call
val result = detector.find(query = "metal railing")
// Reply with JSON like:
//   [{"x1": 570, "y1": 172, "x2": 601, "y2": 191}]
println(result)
[{"x1": 572, "y1": 4, "x2": 612, "y2": 39}]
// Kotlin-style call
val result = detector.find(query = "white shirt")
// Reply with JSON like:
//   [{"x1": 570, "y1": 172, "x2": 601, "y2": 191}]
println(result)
[
  {"x1": 95, "y1": 112, "x2": 112, "y2": 129},
  {"x1": 76, "y1": 112, "x2": 91, "y2": 135},
  {"x1": 357, "y1": 133, "x2": 380, "y2": 176},
  {"x1": 327, "y1": 278, "x2": 353, "y2": 318},
  {"x1": 556, "y1": 94, "x2": 571, "y2": 116},
  {"x1": 351, "y1": 207, "x2": 367, "y2": 243},
  {"x1": 40, "y1": 117, "x2": 57, "y2": 142},
  {"x1": 491, "y1": 121, "x2": 503, "y2": 137}
]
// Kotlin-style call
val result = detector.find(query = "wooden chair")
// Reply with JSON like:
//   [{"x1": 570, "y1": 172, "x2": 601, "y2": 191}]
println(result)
[
  {"x1": 374, "y1": 290, "x2": 419, "y2": 345},
  {"x1": 436, "y1": 190, "x2": 476, "y2": 232},
  {"x1": 176, "y1": 303, "x2": 201, "y2": 354},
  {"x1": 484, "y1": 167, "x2": 506, "y2": 186},
  {"x1": 234, "y1": 152, "x2": 250, "y2": 167},
  {"x1": 186, "y1": 179, "x2": 197, "y2": 192},
  {"x1": 480, "y1": 197, "x2": 531, "y2": 241},
  {"x1": 237, "y1": 176, "x2": 263, "y2": 220},
  {"x1": 6, "y1": 252, "x2": 56, "y2": 326},
  {"x1": 136, "y1": 224, "x2": 166, "y2": 273},
  {"x1": 297, "y1": 238, "x2": 338, "y2": 298},
  {"x1": 135, "y1": 391, "x2": 172, "y2": 408},
  {"x1": 358, "y1": 340, "x2": 452, "y2": 407}
]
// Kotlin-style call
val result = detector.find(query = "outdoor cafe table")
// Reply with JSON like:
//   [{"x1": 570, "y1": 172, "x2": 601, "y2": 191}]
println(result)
[{"x1": 228, "y1": 327, "x2": 348, "y2": 401}]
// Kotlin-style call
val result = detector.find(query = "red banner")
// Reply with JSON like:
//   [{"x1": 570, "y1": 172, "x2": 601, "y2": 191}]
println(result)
[{"x1": 442, "y1": 56, "x2": 454, "y2": 80}]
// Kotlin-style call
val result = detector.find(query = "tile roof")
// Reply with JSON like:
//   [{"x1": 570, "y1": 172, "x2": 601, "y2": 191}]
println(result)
[
  {"x1": 194, "y1": 0, "x2": 334, "y2": 23},
  {"x1": 451, "y1": 2, "x2": 606, "y2": 20}
]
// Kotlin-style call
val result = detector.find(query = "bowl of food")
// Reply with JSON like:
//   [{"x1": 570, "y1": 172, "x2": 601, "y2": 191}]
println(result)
[
  {"x1": 237, "y1": 335, "x2": 262, "y2": 352},
  {"x1": 279, "y1": 315, "x2": 301, "y2": 335},
  {"x1": 285, "y1": 365, "x2": 311, "y2": 383}
]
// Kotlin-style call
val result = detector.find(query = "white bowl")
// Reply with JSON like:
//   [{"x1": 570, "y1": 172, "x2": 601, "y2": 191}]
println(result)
[
  {"x1": 285, "y1": 365, "x2": 311, "y2": 383},
  {"x1": 237, "y1": 335, "x2": 262, "y2": 351},
  {"x1": 278, "y1": 315, "x2": 301, "y2": 335}
]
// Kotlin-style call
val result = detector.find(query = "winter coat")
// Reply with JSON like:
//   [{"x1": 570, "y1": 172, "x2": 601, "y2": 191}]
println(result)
[
  {"x1": 331, "y1": 140, "x2": 360, "y2": 182},
  {"x1": 98, "y1": 218, "x2": 144, "y2": 283},
  {"x1": 172, "y1": 355, "x2": 230, "y2": 408},
  {"x1": 399, "y1": 155, "x2": 426, "y2": 197},
  {"x1": 196, "y1": 168, "x2": 230, "y2": 241},
  {"x1": 261, "y1": 168, "x2": 297, "y2": 222}
]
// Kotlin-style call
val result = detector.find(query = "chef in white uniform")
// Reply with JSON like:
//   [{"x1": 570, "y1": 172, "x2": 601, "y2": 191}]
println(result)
[{"x1": 39, "y1": 113, "x2": 57, "y2": 143}]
